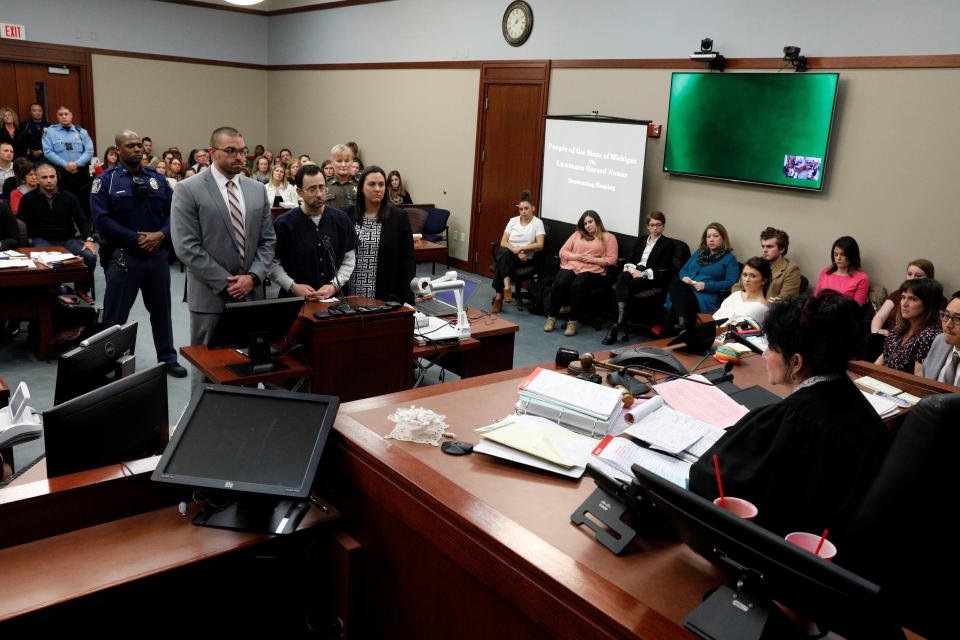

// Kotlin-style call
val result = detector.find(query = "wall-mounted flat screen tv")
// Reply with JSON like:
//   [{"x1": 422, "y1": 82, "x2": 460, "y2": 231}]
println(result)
[{"x1": 663, "y1": 72, "x2": 839, "y2": 191}]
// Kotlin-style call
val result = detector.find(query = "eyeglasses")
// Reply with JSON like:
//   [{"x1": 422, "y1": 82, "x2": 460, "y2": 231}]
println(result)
[
  {"x1": 939, "y1": 311, "x2": 960, "y2": 326},
  {"x1": 647, "y1": 222, "x2": 664, "y2": 228},
  {"x1": 212, "y1": 147, "x2": 246, "y2": 157}
]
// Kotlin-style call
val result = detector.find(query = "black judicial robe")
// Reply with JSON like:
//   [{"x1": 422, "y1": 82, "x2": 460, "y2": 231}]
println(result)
[{"x1": 689, "y1": 376, "x2": 891, "y2": 540}]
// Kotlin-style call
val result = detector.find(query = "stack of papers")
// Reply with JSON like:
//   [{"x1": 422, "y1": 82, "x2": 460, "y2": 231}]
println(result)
[
  {"x1": 653, "y1": 374, "x2": 750, "y2": 428},
  {"x1": 474, "y1": 414, "x2": 597, "y2": 478},
  {"x1": 861, "y1": 390, "x2": 900, "y2": 418},
  {"x1": 855, "y1": 376, "x2": 921, "y2": 406},
  {"x1": 31, "y1": 251, "x2": 78, "y2": 266},
  {"x1": 0, "y1": 250, "x2": 34, "y2": 269},
  {"x1": 517, "y1": 367, "x2": 623, "y2": 437}
]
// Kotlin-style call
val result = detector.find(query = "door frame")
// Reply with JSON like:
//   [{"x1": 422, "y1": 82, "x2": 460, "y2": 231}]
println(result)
[
  {"x1": 0, "y1": 40, "x2": 96, "y2": 144},
  {"x1": 465, "y1": 61, "x2": 550, "y2": 274}
]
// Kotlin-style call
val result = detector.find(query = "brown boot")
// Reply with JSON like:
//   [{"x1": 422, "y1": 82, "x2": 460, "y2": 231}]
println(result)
[
  {"x1": 491, "y1": 296, "x2": 503, "y2": 313},
  {"x1": 504, "y1": 289, "x2": 513, "y2": 302}
]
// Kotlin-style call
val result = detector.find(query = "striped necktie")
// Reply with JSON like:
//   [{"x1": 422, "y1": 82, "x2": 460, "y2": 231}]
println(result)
[
  {"x1": 226, "y1": 179, "x2": 245, "y2": 261},
  {"x1": 940, "y1": 351, "x2": 959, "y2": 386}
]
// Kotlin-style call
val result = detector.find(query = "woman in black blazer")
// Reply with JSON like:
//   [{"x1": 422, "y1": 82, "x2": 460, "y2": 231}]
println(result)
[
  {"x1": 346, "y1": 165, "x2": 416, "y2": 304},
  {"x1": 603, "y1": 210, "x2": 683, "y2": 344}
]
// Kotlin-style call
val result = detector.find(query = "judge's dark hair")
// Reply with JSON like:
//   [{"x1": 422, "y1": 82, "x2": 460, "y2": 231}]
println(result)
[
  {"x1": 895, "y1": 278, "x2": 944, "y2": 334},
  {"x1": 295, "y1": 163, "x2": 324, "y2": 190},
  {"x1": 743, "y1": 256, "x2": 773, "y2": 297},
  {"x1": 763, "y1": 291, "x2": 863, "y2": 377},
  {"x1": 827, "y1": 235, "x2": 861, "y2": 274},
  {"x1": 354, "y1": 165, "x2": 391, "y2": 223}
]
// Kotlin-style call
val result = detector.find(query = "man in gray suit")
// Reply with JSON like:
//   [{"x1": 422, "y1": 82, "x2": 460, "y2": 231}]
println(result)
[
  {"x1": 171, "y1": 126, "x2": 276, "y2": 395},
  {"x1": 920, "y1": 290, "x2": 960, "y2": 386}
]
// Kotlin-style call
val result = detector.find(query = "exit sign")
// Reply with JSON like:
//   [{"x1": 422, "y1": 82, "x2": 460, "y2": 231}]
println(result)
[{"x1": 1, "y1": 23, "x2": 26, "y2": 40}]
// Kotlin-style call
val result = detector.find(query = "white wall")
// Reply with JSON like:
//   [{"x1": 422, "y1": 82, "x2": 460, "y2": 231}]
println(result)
[
  {"x1": 91, "y1": 55, "x2": 269, "y2": 160},
  {"x1": 268, "y1": 0, "x2": 960, "y2": 65},
  {"x1": 5, "y1": 0, "x2": 268, "y2": 65}
]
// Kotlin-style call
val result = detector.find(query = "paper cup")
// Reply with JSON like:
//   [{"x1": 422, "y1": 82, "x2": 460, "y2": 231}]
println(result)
[
  {"x1": 412, "y1": 233, "x2": 423, "y2": 248},
  {"x1": 786, "y1": 532, "x2": 837, "y2": 561},
  {"x1": 713, "y1": 496, "x2": 758, "y2": 521}
]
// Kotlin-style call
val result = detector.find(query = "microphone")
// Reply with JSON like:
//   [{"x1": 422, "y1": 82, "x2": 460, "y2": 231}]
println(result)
[{"x1": 320, "y1": 235, "x2": 340, "y2": 290}]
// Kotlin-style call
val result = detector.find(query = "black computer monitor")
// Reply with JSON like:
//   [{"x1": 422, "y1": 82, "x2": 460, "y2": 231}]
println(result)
[
  {"x1": 629, "y1": 465, "x2": 900, "y2": 640},
  {"x1": 54, "y1": 322, "x2": 138, "y2": 405},
  {"x1": 44, "y1": 363, "x2": 169, "y2": 478},
  {"x1": 208, "y1": 297, "x2": 304, "y2": 376},
  {"x1": 151, "y1": 385, "x2": 339, "y2": 534}
]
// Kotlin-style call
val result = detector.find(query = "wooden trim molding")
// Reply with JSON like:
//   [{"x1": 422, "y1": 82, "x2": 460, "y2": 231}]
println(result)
[
  {"x1": 5, "y1": 38, "x2": 959, "y2": 74},
  {"x1": 552, "y1": 55, "x2": 960, "y2": 70},
  {"x1": 154, "y1": 0, "x2": 389, "y2": 16}
]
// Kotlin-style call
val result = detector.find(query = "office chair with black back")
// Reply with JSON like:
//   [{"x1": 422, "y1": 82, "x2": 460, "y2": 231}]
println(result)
[
  {"x1": 489, "y1": 223, "x2": 549, "y2": 312},
  {"x1": 842, "y1": 392, "x2": 960, "y2": 640},
  {"x1": 613, "y1": 238, "x2": 692, "y2": 341}
]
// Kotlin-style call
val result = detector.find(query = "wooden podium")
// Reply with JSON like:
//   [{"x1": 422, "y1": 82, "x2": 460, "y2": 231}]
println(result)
[{"x1": 291, "y1": 296, "x2": 415, "y2": 401}]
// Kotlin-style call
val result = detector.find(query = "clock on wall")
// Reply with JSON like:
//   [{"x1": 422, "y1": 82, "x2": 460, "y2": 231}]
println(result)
[{"x1": 502, "y1": 1, "x2": 533, "y2": 47}]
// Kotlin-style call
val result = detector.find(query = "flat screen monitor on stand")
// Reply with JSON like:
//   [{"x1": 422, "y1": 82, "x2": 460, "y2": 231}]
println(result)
[
  {"x1": 151, "y1": 385, "x2": 339, "y2": 535},
  {"x1": 628, "y1": 465, "x2": 901, "y2": 640},
  {"x1": 44, "y1": 363, "x2": 169, "y2": 478},
  {"x1": 208, "y1": 297, "x2": 304, "y2": 376},
  {"x1": 54, "y1": 322, "x2": 138, "y2": 405}
]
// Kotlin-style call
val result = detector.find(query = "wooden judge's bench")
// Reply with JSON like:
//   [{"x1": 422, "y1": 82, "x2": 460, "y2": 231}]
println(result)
[{"x1": 0, "y1": 342, "x2": 948, "y2": 636}]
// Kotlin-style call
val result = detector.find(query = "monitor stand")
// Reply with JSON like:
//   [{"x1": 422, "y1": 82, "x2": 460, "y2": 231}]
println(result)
[
  {"x1": 193, "y1": 498, "x2": 310, "y2": 535},
  {"x1": 684, "y1": 584, "x2": 812, "y2": 640},
  {"x1": 226, "y1": 332, "x2": 290, "y2": 377}
]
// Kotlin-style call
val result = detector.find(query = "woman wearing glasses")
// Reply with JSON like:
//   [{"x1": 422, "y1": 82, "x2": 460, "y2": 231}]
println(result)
[{"x1": 920, "y1": 291, "x2": 960, "y2": 384}]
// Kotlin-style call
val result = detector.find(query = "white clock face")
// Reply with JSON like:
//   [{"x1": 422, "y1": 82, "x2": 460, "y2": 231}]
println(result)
[{"x1": 506, "y1": 8, "x2": 527, "y2": 39}]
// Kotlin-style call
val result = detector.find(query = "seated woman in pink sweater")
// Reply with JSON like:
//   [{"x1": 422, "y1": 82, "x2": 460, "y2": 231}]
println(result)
[
  {"x1": 814, "y1": 236, "x2": 869, "y2": 304},
  {"x1": 544, "y1": 210, "x2": 618, "y2": 336}
]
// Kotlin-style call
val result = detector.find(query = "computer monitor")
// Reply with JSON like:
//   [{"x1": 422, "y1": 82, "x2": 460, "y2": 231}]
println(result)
[
  {"x1": 44, "y1": 363, "x2": 169, "y2": 478},
  {"x1": 629, "y1": 465, "x2": 899, "y2": 640},
  {"x1": 54, "y1": 322, "x2": 138, "y2": 405},
  {"x1": 208, "y1": 297, "x2": 304, "y2": 376},
  {"x1": 151, "y1": 385, "x2": 339, "y2": 534}
]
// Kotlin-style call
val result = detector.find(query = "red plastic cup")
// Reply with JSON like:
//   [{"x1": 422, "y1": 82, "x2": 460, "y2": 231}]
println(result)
[
  {"x1": 786, "y1": 532, "x2": 837, "y2": 561},
  {"x1": 713, "y1": 496, "x2": 758, "y2": 521}
]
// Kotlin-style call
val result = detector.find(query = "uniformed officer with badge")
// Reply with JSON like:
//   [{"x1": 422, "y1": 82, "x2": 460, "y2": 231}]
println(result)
[
  {"x1": 91, "y1": 130, "x2": 187, "y2": 378},
  {"x1": 326, "y1": 143, "x2": 359, "y2": 210},
  {"x1": 42, "y1": 105, "x2": 95, "y2": 221}
]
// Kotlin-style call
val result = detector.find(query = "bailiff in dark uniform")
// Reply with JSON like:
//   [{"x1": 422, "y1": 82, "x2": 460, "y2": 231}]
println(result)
[{"x1": 90, "y1": 130, "x2": 187, "y2": 377}]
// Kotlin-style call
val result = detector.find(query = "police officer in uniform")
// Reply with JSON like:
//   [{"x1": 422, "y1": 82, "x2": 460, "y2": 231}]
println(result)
[
  {"x1": 91, "y1": 130, "x2": 187, "y2": 378},
  {"x1": 42, "y1": 105, "x2": 94, "y2": 221},
  {"x1": 325, "y1": 143, "x2": 359, "y2": 210},
  {"x1": 20, "y1": 103, "x2": 50, "y2": 161}
]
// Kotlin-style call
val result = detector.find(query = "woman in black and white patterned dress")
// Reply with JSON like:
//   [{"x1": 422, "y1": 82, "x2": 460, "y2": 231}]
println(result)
[{"x1": 346, "y1": 165, "x2": 416, "y2": 304}]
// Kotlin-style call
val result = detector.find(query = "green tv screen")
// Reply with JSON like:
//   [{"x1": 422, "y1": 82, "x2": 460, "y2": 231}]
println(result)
[{"x1": 663, "y1": 72, "x2": 839, "y2": 190}]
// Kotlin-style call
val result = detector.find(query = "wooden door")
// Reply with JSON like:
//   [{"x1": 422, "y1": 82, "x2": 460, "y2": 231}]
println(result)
[
  {"x1": 468, "y1": 62, "x2": 549, "y2": 275},
  {"x1": 13, "y1": 62, "x2": 84, "y2": 127},
  {"x1": 0, "y1": 40, "x2": 95, "y2": 144}
]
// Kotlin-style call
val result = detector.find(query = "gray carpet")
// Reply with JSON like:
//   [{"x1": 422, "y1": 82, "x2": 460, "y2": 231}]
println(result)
[{"x1": 1, "y1": 259, "x2": 648, "y2": 474}]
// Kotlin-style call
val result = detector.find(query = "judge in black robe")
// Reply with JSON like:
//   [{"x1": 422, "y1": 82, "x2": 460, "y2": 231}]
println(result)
[{"x1": 688, "y1": 292, "x2": 892, "y2": 541}]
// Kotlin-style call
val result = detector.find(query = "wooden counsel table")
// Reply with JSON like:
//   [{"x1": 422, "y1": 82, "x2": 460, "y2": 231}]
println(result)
[
  {"x1": 0, "y1": 247, "x2": 90, "y2": 361},
  {"x1": 414, "y1": 239, "x2": 448, "y2": 273},
  {"x1": 412, "y1": 307, "x2": 519, "y2": 379},
  {"x1": 317, "y1": 336, "x2": 955, "y2": 638},
  {"x1": 0, "y1": 457, "x2": 346, "y2": 631},
  {"x1": 179, "y1": 344, "x2": 313, "y2": 387}
]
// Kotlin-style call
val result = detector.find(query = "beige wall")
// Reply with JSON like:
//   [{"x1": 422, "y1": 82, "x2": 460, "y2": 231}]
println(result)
[
  {"x1": 91, "y1": 55, "x2": 269, "y2": 164},
  {"x1": 549, "y1": 67, "x2": 960, "y2": 296},
  {"x1": 267, "y1": 68, "x2": 480, "y2": 261}
]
